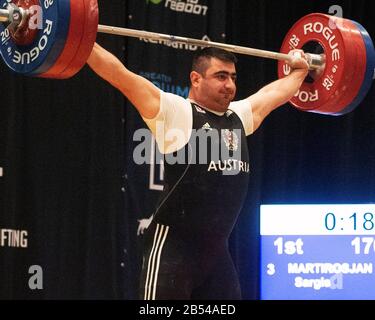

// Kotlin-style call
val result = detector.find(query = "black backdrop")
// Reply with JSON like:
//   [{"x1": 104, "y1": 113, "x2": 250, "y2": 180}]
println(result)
[{"x1": 0, "y1": 0, "x2": 374, "y2": 300}]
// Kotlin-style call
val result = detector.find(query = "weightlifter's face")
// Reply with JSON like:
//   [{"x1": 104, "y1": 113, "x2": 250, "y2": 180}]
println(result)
[{"x1": 192, "y1": 57, "x2": 237, "y2": 112}]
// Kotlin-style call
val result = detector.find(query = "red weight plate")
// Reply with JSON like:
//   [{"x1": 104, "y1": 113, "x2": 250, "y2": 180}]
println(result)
[
  {"x1": 316, "y1": 16, "x2": 362, "y2": 114},
  {"x1": 333, "y1": 18, "x2": 366, "y2": 115},
  {"x1": 338, "y1": 21, "x2": 375, "y2": 115},
  {"x1": 278, "y1": 13, "x2": 359, "y2": 115},
  {"x1": 39, "y1": 0, "x2": 85, "y2": 78},
  {"x1": 55, "y1": 0, "x2": 98, "y2": 79}
]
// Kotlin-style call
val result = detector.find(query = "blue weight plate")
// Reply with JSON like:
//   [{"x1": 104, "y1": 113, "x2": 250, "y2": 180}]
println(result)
[
  {"x1": 335, "y1": 21, "x2": 375, "y2": 115},
  {"x1": 30, "y1": 0, "x2": 71, "y2": 75},
  {"x1": 0, "y1": 0, "x2": 70, "y2": 76}
]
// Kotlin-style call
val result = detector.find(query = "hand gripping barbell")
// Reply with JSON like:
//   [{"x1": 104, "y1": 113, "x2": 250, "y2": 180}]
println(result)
[{"x1": 0, "y1": 0, "x2": 374, "y2": 116}]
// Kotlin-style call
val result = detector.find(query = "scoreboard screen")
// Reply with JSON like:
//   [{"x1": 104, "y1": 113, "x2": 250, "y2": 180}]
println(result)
[{"x1": 260, "y1": 204, "x2": 375, "y2": 300}]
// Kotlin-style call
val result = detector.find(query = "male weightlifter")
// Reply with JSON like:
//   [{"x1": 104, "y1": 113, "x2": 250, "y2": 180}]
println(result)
[{"x1": 87, "y1": 43, "x2": 308, "y2": 300}]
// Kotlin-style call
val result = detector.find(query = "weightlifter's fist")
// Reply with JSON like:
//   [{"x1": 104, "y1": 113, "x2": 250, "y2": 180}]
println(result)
[{"x1": 288, "y1": 49, "x2": 309, "y2": 72}]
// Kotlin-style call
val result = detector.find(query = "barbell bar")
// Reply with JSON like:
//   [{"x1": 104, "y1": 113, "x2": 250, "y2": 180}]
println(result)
[
  {"x1": 97, "y1": 24, "x2": 324, "y2": 70},
  {"x1": 0, "y1": 3, "x2": 323, "y2": 70},
  {"x1": 0, "y1": 0, "x2": 374, "y2": 116}
]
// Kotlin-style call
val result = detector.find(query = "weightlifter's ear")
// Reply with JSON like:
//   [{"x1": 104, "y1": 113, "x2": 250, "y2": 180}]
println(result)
[{"x1": 190, "y1": 71, "x2": 202, "y2": 88}]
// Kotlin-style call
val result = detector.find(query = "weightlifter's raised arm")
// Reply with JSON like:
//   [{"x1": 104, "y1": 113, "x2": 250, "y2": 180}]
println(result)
[
  {"x1": 249, "y1": 51, "x2": 309, "y2": 131},
  {"x1": 87, "y1": 42, "x2": 160, "y2": 119}
]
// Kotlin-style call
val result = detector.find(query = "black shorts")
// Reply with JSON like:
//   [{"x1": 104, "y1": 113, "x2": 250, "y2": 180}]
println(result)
[{"x1": 139, "y1": 222, "x2": 241, "y2": 300}]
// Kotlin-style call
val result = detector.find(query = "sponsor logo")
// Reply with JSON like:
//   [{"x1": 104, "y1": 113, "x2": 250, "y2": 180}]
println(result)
[
  {"x1": 140, "y1": 34, "x2": 212, "y2": 52},
  {"x1": 149, "y1": 136, "x2": 164, "y2": 191},
  {"x1": 140, "y1": 71, "x2": 189, "y2": 97},
  {"x1": 202, "y1": 123, "x2": 212, "y2": 131},
  {"x1": 146, "y1": 0, "x2": 163, "y2": 4},
  {"x1": 0, "y1": 228, "x2": 28, "y2": 248},
  {"x1": 146, "y1": 0, "x2": 209, "y2": 16}
]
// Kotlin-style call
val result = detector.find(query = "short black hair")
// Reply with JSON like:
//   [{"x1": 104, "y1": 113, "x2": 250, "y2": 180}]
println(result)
[{"x1": 191, "y1": 47, "x2": 238, "y2": 74}]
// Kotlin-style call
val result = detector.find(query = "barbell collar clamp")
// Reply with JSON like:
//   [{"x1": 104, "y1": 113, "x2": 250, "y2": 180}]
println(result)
[
  {"x1": 305, "y1": 53, "x2": 326, "y2": 70},
  {"x1": 0, "y1": 5, "x2": 29, "y2": 29},
  {"x1": 0, "y1": 8, "x2": 8, "y2": 22}
]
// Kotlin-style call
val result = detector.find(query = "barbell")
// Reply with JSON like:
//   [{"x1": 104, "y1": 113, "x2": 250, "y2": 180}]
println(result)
[{"x1": 0, "y1": 0, "x2": 374, "y2": 116}]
